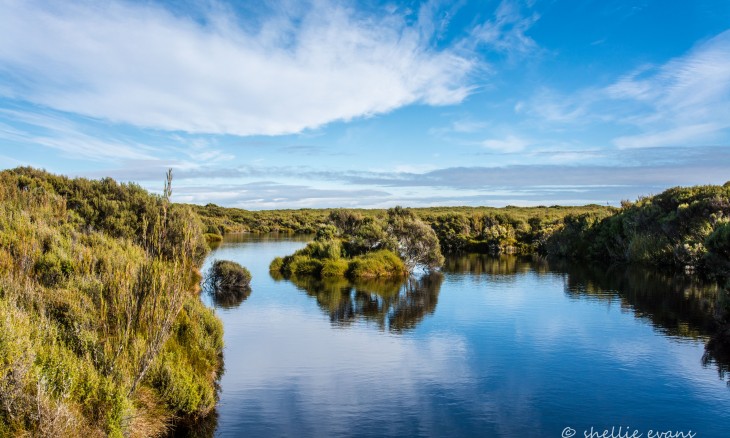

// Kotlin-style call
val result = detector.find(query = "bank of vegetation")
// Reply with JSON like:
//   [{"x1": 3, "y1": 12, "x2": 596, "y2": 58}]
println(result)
[
  {"x1": 270, "y1": 207, "x2": 443, "y2": 280},
  {"x1": 192, "y1": 202, "x2": 615, "y2": 255},
  {"x1": 542, "y1": 183, "x2": 730, "y2": 356},
  {"x1": 544, "y1": 183, "x2": 730, "y2": 278},
  {"x1": 0, "y1": 168, "x2": 223, "y2": 437}
]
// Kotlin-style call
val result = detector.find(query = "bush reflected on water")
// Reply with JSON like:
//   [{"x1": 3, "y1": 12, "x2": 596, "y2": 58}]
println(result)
[
  {"x1": 282, "y1": 272, "x2": 443, "y2": 333},
  {"x1": 449, "y1": 253, "x2": 730, "y2": 384}
]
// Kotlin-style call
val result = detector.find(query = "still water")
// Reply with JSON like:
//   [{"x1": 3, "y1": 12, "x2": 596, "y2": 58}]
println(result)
[{"x1": 200, "y1": 234, "x2": 730, "y2": 437}]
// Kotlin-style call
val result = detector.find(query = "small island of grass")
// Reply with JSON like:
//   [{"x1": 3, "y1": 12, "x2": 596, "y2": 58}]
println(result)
[{"x1": 270, "y1": 207, "x2": 444, "y2": 280}]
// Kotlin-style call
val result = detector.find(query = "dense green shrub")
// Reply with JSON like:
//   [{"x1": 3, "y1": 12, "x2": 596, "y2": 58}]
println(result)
[
  {"x1": 272, "y1": 207, "x2": 440, "y2": 280},
  {"x1": 321, "y1": 259, "x2": 349, "y2": 277},
  {"x1": 208, "y1": 260, "x2": 251, "y2": 290},
  {"x1": 0, "y1": 168, "x2": 223, "y2": 437},
  {"x1": 546, "y1": 184, "x2": 730, "y2": 277},
  {"x1": 347, "y1": 250, "x2": 406, "y2": 279},
  {"x1": 269, "y1": 257, "x2": 284, "y2": 273}
]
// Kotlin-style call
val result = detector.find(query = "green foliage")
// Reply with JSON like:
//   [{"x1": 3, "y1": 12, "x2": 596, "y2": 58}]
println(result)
[
  {"x1": 187, "y1": 199, "x2": 614, "y2": 259},
  {"x1": 272, "y1": 207, "x2": 441, "y2": 281},
  {"x1": 269, "y1": 257, "x2": 284, "y2": 273},
  {"x1": 546, "y1": 184, "x2": 730, "y2": 277},
  {"x1": 347, "y1": 250, "x2": 406, "y2": 279},
  {"x1": 203, "y1": 233, "x2": 223, "y2": 244},
  {"x1": 321, "y1": 258, "x2": 349, "y2": 277},
  {"x1": 208, "y1": 260, "x2": 251, "y2": 290},
  {"x1": 0, "y1": 168, "x2": 223, "y2": 437},
  {"x1": 387, "y1": 207, "x2": 444, "y2": 272},
  {"x1": 706, "y1": 222, "x2": 730, "y2": 259},
  {"x1": 286, "y1": 255, "x2": 324, "y2": 277},
  {"x1": 148, "y1": 299, "x2": 221, "y2": 417}
]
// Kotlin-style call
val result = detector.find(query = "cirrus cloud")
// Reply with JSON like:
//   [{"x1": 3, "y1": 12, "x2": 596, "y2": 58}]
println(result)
[{"x1": 0, "y1": 0, "x2": 477, "y2": 136}]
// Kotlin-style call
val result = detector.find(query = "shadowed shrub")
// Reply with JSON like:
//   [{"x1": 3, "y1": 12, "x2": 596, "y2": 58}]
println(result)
[{"x1": 208, "y1": 260, "x2": 251, "y2": 290}]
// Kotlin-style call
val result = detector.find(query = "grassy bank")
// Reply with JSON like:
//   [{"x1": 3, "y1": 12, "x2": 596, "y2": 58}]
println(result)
[{"x1": 0, "y1": 168, "x2": 223, "y2": 437}]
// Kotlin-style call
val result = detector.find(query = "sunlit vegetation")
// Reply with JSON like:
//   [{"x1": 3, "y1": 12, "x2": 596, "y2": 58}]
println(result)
[
  {"x1": 190, "y1": 202, "x2": 615, "y2": 255},
  {"x1": 545, "y1": 184, "x2": 730, "y2": 277},
  {"x1": 0, "y1": 168, "x2": 222, "y2": 437},
  {"x1": 270, "y1": 207, "x2": 444, "y2": 280}
]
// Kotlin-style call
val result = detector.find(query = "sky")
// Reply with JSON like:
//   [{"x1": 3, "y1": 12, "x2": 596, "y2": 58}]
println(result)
[{"x1": 1, "y1": 0, "x2": 729, "y2": 209}]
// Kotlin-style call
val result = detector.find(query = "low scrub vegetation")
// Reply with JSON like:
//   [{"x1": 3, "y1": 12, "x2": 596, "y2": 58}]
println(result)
[
  {"x1": 545, "y1": 183, "x2": 730, "y2": 278},
  {"x1": 270, "y1": 207, "x2": 443, "y2": 280},
  {"x1": 0, "y1": 168, "x2": 222, "y2": 437},
  {"x1": 188, "y1": 201, "x2": 615, "y2": 256},
  {"x1": 208, "y1": 260, "x2": 251, "y2": 291}
]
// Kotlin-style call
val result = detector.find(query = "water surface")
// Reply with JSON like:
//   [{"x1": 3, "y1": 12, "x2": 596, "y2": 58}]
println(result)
[{"x1": 201, "y1": 234, "x2": 730, "y2": 437}]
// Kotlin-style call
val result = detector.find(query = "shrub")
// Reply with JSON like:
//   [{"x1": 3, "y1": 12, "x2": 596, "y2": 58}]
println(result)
[
  {"x1": 208, "y1": 260, "x2": 251, "y2": 290},
  {"x1": 0, "y1": 168, "x2": 223, "y2": 436},
  {"x1": 321, "y1": 259, "x2": 349, "y2": 277},
  {"x1": 269, "y1": 257, "x2": 284, "y2": 273},
  {"x1": 203, "y1": 233, "x2": 223, "y2": 244},
  {"x1": 288, "y1": 255, "x2": 323, "y2": 277},
  {"x1": 706, "y1": 222, "x2": 730, "y2": 259},
  {"x1": 347, "y1": 250, "x2": 406, "y2": 279}
]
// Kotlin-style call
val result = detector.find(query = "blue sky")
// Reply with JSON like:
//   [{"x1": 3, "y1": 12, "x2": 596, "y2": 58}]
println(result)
[{"x1": 1, "y1": 0, "x2": 729, "y2": 209}]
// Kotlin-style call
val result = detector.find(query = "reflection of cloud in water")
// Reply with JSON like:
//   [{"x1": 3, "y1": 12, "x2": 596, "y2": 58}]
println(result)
[{"x1": 217, "y1": 305, "x2": 486, "y2": 436}]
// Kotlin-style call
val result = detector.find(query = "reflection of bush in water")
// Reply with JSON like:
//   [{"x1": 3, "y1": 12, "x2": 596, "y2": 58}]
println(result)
[
  {"x1": 702, "y1": 285, "x2": 730, "y2": 385},
  {"x1": 169, "y1": 407, "x2": 219, "y2": 438},
  {"x1": 553, "y1": 259, "x2": 720, "y2": 340},
  {"x1": 444, "y1": 252, "x2": 730, "y2": 384},
  {"x1": 210, "y1": 286, "x2": 252, "y2": 309},
  {"x1": 288, "y1": 273, "x2": 443, "y2": 332},
  {"x1": 442, "y1": 253, "x2": 549, "y2": 276}
]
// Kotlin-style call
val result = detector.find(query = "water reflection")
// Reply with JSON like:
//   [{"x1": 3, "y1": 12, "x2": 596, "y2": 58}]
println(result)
[
  {"x1": 443, "y1": 253, "x2": 548, "y2": 276},
  {"x1": 446, "y1": 253, "x2": 729, "y2": 382},
  {"x1": 281, "y1": 273, "x2": 443, "y2": 333},
  {"x1": 553, "y1": 260, "x2": 720, "y2": 339},
  {"x1": 208, "y1": 285, "x2": 252, "y2": 309},
  {"x1": 201, "y1": 235, "x2": 730, "y2": 437}
]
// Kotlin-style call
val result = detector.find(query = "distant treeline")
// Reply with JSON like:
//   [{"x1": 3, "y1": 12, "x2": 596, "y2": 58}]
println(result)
[
  {"x1": 0, "y1": 167, "x2": 222, "y2": 437},
  {"x1": 192, "y1": 184, "x2": 730, "y2": 279},
  {"x1": 191, "y1": 203, "x2": 615, "y2": 254}
]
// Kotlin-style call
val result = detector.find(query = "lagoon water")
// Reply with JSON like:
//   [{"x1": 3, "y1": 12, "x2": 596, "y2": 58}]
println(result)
[{"x1": 200, "y1": 234, "x2": 730, "y2": 437}]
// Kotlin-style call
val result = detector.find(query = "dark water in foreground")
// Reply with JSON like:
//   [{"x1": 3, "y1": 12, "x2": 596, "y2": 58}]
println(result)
[{"x1": 200, "y1": 234, "x2": 730, "y2": 438}]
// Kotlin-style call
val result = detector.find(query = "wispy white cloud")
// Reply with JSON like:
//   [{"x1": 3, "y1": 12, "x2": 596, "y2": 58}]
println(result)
[
  {"x1": 614, "y1": 123, "x2": 722, "y2": 149},
  {"x1": 608, "y1": 30, "x2": 730, "y2": 148},
  {"x1": 519, "y1": 29, "x2": 730, "y2": 148},
  {"x1": 0, "y1": 108, "x2": 157, "y2": 161},
  {"x1": 470, "y1": 0, "x2": 539, "y2": 56},
  {"x1": 0, "y1": 0, "x2": 478, "y2": 136},
  {"x1": 481, "y1": 135, "x2": 531, "y2": 152}
]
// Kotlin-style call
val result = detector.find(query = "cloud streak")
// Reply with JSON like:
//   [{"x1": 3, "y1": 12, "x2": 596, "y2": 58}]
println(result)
[
  {"x1": 82, "y1": 145, "x2": 729, "y2": 208},
  {"x1": 608, "y1": 30, "x2": 730, "y2": 148},
  {"x1": 0, "y1": 0, "x2": 477, "y2": 136}
]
